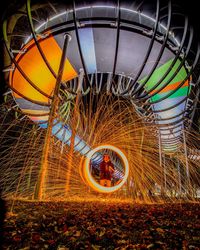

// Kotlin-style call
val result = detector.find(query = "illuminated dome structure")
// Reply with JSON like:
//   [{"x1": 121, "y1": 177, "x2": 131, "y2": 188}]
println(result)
[{"x1": 1, "y1": 0, "x2": 200, "y2": 201}]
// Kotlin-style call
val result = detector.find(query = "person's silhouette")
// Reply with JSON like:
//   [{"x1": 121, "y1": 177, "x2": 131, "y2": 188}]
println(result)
[{"x1": 100, "y1": 154, "x2": 115, "y2": 187}]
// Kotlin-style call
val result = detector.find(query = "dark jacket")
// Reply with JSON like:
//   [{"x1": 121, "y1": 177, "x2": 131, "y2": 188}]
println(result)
[{"x1": 100, "y1": 161, "x2": 114, "y2": 180}]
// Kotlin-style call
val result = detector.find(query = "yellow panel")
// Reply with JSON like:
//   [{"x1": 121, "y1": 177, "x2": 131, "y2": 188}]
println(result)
[
  {"x1": 20, "y1": 109, "x2": 49, "y2": 122},
  {"x1": 21, "y1": 109, "x2": 48, "y2": 114},
  {"x1": 10, "y1": 36, "x2": 77, "y2": 103}
]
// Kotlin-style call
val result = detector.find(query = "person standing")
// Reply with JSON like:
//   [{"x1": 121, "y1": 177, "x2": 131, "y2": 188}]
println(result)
[{"x1": 99, "y1": 154, "x2": 115, "y2": 187}]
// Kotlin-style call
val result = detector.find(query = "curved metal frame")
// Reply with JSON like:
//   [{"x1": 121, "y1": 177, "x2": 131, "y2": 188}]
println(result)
[{"x1": 2, "y1": 0, "x2": 200, "y2": 154}]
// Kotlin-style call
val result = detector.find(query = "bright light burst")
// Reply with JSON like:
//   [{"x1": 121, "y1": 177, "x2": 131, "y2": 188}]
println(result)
[
  {"x1": 0, "y1": 92, "x2": 199, "y2": 203},
  {"x1": 81, "y1": 144, "x2": 129, "y2": 193}
]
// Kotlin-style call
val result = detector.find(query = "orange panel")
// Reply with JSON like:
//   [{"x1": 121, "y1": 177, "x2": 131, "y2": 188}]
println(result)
[
  {"x1": 10, "y1": 36, "x2": 77, "y2": 103},
  {"x1": 150, "y1": 79, "x2": 189, "y2": 95}
]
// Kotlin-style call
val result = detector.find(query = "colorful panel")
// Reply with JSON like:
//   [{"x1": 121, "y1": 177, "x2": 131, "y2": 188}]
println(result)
[
  {"x1": 139, "y1": 58, "x2": 190, "y2": 151},
  {"x1": 78, "y1": 28, "x2": 97, "y2": 74},
  {"x1": 10, "y1": 36, "x2": 77, "y2": 103},
  {"x1": 44, "y1": 120, "x2": 91, "y2": 155},
  {"x1": 139, "y1": 59, "x2": 189, "y2": 102}
]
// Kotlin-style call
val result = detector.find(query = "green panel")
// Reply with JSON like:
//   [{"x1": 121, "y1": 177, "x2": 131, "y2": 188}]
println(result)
[
  {"x1": 139, "y1": 58, "x2": 188, "y2": 92},
  {"x1": 151, "y1": 86, "x2": 189, "y2": 102}
]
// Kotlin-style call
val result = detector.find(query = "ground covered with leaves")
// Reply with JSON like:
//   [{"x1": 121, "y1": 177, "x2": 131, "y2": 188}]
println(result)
[{"x1": 1, "y1": 200, "x2": 200, "y2": 249}]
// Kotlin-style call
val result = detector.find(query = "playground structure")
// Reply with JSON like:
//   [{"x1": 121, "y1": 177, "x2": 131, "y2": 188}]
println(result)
[{"x1": 0, "y1": 0, "x2": 200, "y2": 202}]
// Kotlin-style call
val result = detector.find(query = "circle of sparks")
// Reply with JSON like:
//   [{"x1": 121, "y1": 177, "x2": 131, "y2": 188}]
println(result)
[{"x1": 82, "y1": 145, "x2": 129, "y2": 193}]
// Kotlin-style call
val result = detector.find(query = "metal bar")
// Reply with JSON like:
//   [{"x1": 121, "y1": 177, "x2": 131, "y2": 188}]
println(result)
[
  {"x1": 2, "y1": 20, "x2": 53, "y2": 100},
  {"x1": 149, "y1": 118, "x2": 185, "y2": 127},
  {"x1": 182, "y1": 130, "x2": 191, "y2": 195},
  {"x1": 66, "y1": 68, "x2": 84, "y2": 193},
  {"x1": 158, "y1": 130, "x2": 164, "y2": 195},
  {"x1": 26, "y1": 0, "x2": 57, "y2": 79},
  {"x1": 142, "y1": 25, "x2": 193, "y2": 100},
  {"x1": 158, "y1": 130, "x2": 182, "y2": 136},
  {"x1": 159, "y1": 123, "x2": 183, "y2": 131},
  {"x1": 154, "y1": 110, "x2": 187, "y2": 122},
  {"x1": 7, "y1": 83, "x2": 50, "y2": 107},
  {"x1": 121, "y1": 0, "x2": 160, "y2": 96},
  {"x1": 163, "y1": 154, "x2": 167, "y2": 190},
  {"x1": 136, "y1": 0, "x2": 172, "y2": 99},
  {"x1": 72, "y1": 0, "x2": 91, "y2": 87},
  {"x1": 149, "y1": 39, "x2": 200, "y2": 105},
  {"x1": 35, "y1": 33, "x2": 71, "y2": 200},
  {"x1": 149, "y1": 96, "x2": 189, "y2": 113},
  {"x1": 10, "y1": 108, "x2": 50, "y2": 117},
  {"x1": 188, "y1": 86, "x2": 200, "y2": 129},
  {"x1": 139, "y1": 14, "x2": 188, "y2": 100},
  {"x1": 112, "y1": 0, "x2": 121, "y2": 77},
  {"x1": 177, "y1": 158, "x2": 182, "y2": 195}
]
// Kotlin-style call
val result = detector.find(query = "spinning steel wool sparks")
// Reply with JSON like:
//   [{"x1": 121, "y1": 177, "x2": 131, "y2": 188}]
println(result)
[{"x1": 0, "y1": 0, "x2": 200, "y2": 202}]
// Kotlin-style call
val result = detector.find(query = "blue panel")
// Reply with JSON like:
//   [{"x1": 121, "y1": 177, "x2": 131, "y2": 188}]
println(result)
[
  {"x1": 39, "y1": 121, "x2": 48, "y2": 128},
  {"x1": 152, "y1": 96, "x2": 186, "y2": 111},
  {"x1": 38, "y1": 120, "x2": 94, "y2": 158},
  {"x1": 78, "y1": 28, "x2": 97, "y2": 74},
  {"x1": 155, "y1": 105, "x2": 185, "y2": 120},
  {"x1": 38, "y1": 120, "x2": 123, "y2": 177},
  {"x1": 151, "y1": 96, "x2": 186, "y2": 151}
]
